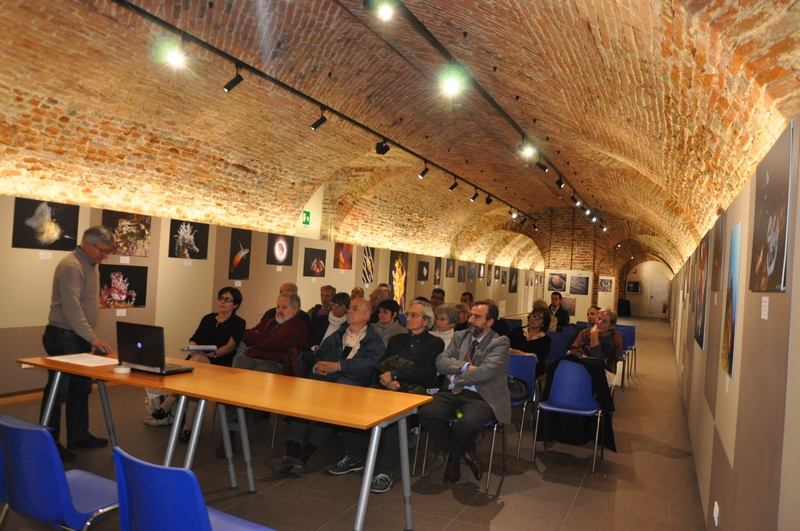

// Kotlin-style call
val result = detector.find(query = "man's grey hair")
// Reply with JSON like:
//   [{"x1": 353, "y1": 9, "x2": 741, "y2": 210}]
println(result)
[
  {"x1": 321, "y1": 285, "x2": 336, "y2": 294},
  {"x1": 279, "y1": 291, "x2": 302, "y2": 309},
  {"x1": 82, "y1": 225, "x2": 115, "y2": 246},
  {"x1": 410, "y1": 300, "x2": 436, "y2": 330},
  {"x1": 437, "y1": 304, "x2": 460, "y2": 326}
]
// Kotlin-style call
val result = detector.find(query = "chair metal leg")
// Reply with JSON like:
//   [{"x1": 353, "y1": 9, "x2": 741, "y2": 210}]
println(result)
[
  {"x1": 209, "y1": 402, "x2": 217, "y2": 436},
  {"x1": 591, "y1": 411, "x2": 602, "y2": 473},
  {"x1": 531, "y1": 405, "x2": 542, "y2": 462},
  {"x1": 80, "y1": 502, "x2": 120, "y2": 531},
  {"x1": 0, "y1": 503, "x2": 9, "y2": 528},
  {"x1": 485, "y1": 424, "x2": 497, "y2": 493},
  {"x1": 420, "y1": 430, "x2": 431, "y2": 477},
  {"x1": 412, "y1": 427, "x2": 422, "y2": 475},
  {"x1": 270, "y1": 414, "x2": 280, "y2": 448},
  {"x1": 515, "y1": 401, "x2": 530, "y2": 460}
]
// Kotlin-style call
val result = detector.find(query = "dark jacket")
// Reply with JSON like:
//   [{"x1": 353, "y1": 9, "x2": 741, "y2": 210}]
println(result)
[
  {"x1": 311, "y1": 322, "x2": 385, "y2": 386},
  {"x1": 381, "y1": 330, "x2": 443, "y2": 390},
  {"x1": 241, "y1": 315, "x2": 307, "y2": 375},
  {"x1": 550, "y1": 305, "x2": 571, "y2": 331}
]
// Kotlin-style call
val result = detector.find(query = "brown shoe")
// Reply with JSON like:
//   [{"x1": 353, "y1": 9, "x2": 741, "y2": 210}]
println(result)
[
  {"x1": 442, "y1": 464, "x2": 461, "y2": 483},
  {"x1": 462, "y1": 449, "x2": 483, "y2": 481}
]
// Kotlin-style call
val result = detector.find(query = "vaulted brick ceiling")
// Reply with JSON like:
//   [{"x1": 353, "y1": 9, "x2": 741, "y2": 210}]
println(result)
[{"x1": 1, "y1": 0, "x2": 798, "y2": 275}]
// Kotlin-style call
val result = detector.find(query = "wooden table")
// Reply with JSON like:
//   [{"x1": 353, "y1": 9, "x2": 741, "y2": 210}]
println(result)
[{"x1": 18, "y1": 355, "x2": 431, "y2": 531}]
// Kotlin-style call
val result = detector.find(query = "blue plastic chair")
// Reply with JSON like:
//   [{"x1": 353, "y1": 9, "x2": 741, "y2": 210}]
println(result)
[
  {"x1": 545, "y1": 330, "x2": 572, "y2": 363},
  {"x1": 501, "y1": 318, "x2": 522, "y2": 331},
  {"x1": 0, "y1": 437, "x2": 8, "y2": 528},
  {"x1": 531, "y1": 360, "x2": 604, "y2": 471},
  {"x1": 0, "y1": 414, "x2": 118, "y2": 531},
  {"x1": 113, "y1": 447, "x2": 275, "y2": 531},
  {"x1": 507, "y1": 354, "x2": 538, "y2": 459}
]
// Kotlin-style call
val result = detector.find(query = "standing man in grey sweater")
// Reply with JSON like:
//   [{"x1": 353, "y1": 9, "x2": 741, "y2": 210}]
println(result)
[{"x1": 39, "y1": 225, "x2": 116, "y2": 461}]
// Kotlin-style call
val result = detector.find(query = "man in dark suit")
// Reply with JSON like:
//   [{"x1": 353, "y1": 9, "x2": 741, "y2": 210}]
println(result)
[
  {"x1": 418, "y1": 301, "x2": 510, "y2": 483},
  {"x1": 549, "y1": 292, "x2": 571, "y2": 331}
]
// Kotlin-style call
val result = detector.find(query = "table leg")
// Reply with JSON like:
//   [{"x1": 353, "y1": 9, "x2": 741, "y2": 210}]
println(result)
[
  {"x1": 183, "y1": 399, "x2": 207, "y2": 469},
  {"x1": 397, "y1": 416, "x2": 414, "y2": 531},
  {"x1": 217, "y1": 404, "x2": 238, "y2": 490},
  {"x1": 96, "y1": 381, "x2": 117, "y2": 448},
  {"x1": 40, "y1": 371, "x2": 62, "y2": 426},
  {"x1": 236, "y1": 407, "x2": 256, "y2": 493},
  {"x1": 353, "y1": 424, "x2": 382, "y2": 531},
  {"x1": 164, "y1": 395, "x2": 187, "y2": 467}
]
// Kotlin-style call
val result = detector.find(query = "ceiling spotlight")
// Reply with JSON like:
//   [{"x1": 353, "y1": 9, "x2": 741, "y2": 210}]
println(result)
[
  {"x1": 377, "y1": 3, "x2": 393, "y2": 20},
  {"x1": 440, "y1": 64, "x2": 467, "y2": 96},
  {"x1": 533, "y1": 222, "x2": 538, "y2": 231},
  {"x1": 585, "y1": 207, "x2": 591, "y2": 216},
  {"x1": 510, "y1": 210, "x2": 518, "y2": 219},
  {"x1": 591, "y1": 215, "x2": 597, "y2": 222},
  {"x1": 375, "y1": 141, "x2": 390, "y2": 155},
  {"x1": 310, "y1": 115, "x2": 327, "y2": 130},
  {"x1": 418, "y1": 164, "x2": 429, "y2": 179},
  {"x1": 449, "y1": 180, "x2": 459, "y2": 192},
  {"x1": 556, "y1": 176, "x2": 564, "y2": 188},
  {"x1": 166, "y1": 49, "x2": 186, "y2": 68},
  {"x1": 601, "y1": 225, "x2": 607, "y2": 232},
  {"x1": 616, "y1": 243, "x2": 621, "y2": 249},
  {"x1": 631, "y1": 256, "x2": 634, "y2": 260},
  {"x1": 471, "y1": 190, "x2": 479, "y2": 202},
  {"x1": 485, "y1": 195, "x2": 493, "y2": 205},
  {"x1": 535, "y1": 161, "x2": 549, "y2": 172},
  {"x1": 521, "y1": 141, "x2": 535, "y2": 158},
  {"x1": 223, "y1": 72, "x2": 244, "y2": 93},
  {"x1": 571, "y1": 195, "x2": 581, "y2": 207}
]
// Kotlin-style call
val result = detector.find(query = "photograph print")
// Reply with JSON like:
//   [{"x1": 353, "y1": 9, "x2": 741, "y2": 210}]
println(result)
[
  {"x1": 99, "y1": 264, "x2": 148, "y2": 308},
  {"x1": 333, "y1": 242, "x2": 353, "y2": 269},
  {"x1": 445, "y1": 258, "x2": 456, "y2": 278},
  {"x1": 694, "y1": 232, "x2": 710, "y2": 350},
  {"x1": 508, "y1": 269, "x2": 518, "y2": 293},
  {"x1": 478, "y1": 264, "x2": 485, "y2": 279},
  {"x1": 626, "y1": 281, "x2": 641, "y2": 294},
  {"x1": 501, "y1": 270, "x2": 507, "y2": 285},
  {"x1": 303, "y1": 247, "x2": 327, "y2": 277},
  {"x1": 417, "y1": 260, "x2": 429, "y2": 282},
  {"x1": 494, "y1": 266, "x2": 501, "y2": 280},
  {"x1": 468, "y1": 262, "x2": 477, "y2": 280},
  {"x1": 168, "y1": 219, "x2": 209, "y2": 259},
  {"x1": 102, "y1": 209, "x2": 151, "y2": 257},
  {"x1": 457, "y1": 265, "x2": 466, "y2": 283},
  {"x1": 434, "y1": 257, "x2": 442, "y2": 284},
  {"x1": 12, "y1": 198, "x2": 79, "y2": 251},
  {"x1": 749, "y1": 122, "x2": 792, "y2": 292},
  {"x1": 389, "y1": 251, "x2": 409, "y2": 312},
  {"x1": 721, "y1": 222, "x2": 742, "y2": 377},
  {"x1": 361, "y1": 247, "x2": 375, "y2": 283},
  {"x1": 228, "y1": 228, "x2": 252, "y2": 280},
  {"x1": 598, "y1": 278, "x2": 613, "y2": 293},
  {"x1": 267, "y1": 233, "x2": 295, "y2": 266},
  {"x1": 569, "y1": 275, "x2": 589, "y2": 296},
  {"x1": 710, "y1": 213, "x2": 725, "y2": 291},
  {"x1": 487, "y1": 265, "x2": 493, "y2": 287},
  {"x1": 547, "y1": 272, "x2": 567, "y2": 292}
]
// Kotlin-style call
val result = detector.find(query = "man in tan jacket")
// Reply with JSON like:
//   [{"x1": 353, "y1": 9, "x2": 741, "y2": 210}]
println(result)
[{"x1": 418, "y1": 301, "x2": 510, "y2": 483}]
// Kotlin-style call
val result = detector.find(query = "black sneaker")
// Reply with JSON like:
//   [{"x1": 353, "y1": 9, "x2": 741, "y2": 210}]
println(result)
[
  {"x1": 67, "y1": 434, "x2": 109, "y2": 449},
  {"x1": 56, "y1": 443, "x2": 76, "y2": 462},
  {"x1": 329, "y1": 455, "x2": 364, "y2": 475},
  {"x1": 371, "y1": 472, "x2": 393, "y2": 493}
]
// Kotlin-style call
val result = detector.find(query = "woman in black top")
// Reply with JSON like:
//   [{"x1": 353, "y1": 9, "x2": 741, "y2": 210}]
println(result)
[{"x1": 508, "y1": 307, "x2": 551, "y2": 376}]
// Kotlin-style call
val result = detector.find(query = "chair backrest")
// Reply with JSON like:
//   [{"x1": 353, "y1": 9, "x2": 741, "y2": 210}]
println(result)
[
  {"x1": 616, "y1": 324, "x2": 635, "y2": 347},
  {"x1": 113, "y1": 447, "x2": 212, "y2": 531},
  {"x1": 0, "y1": 414, "x2": 73, "y2": 525},
  {"x1": 545, "y1": 331, "x2": 572, "y2": 362},
  {"x1": 546, "y1": 360, "x2": 600, "y2": 410},
  {"x1": 397, "y1": 313, "x2": 407, "y2": 327},
  {"x1": 507, "y1": 354, "x2": 537, "y2": 402},
  {"x1": 616, "y1": 326, "x2": 630, "y2": 353},
  {"x1": 501, "y1": 318, "x2": 523, "y2": 331},
  {"x1": 0, "y1": 435, "x2": 5, "y2": 504}
]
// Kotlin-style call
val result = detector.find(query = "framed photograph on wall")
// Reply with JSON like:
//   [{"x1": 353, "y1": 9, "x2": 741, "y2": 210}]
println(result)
[
  {"x1": 509, "y1": 269, "x2": 518, "y2": 293},
  {"x1": 433, "y1": 257, "x2": 442, "y2": 284},
  {"x1": 626, "y1": 281, "x2": 641, "y2": 294},
  {"x1": 361, "y1": 247, "x2": 374, "y2": 283},
  {"x1": 99, "y1": 264, "x2": 148, "y2": 308},
  {"x1": 168, "y1": 219, "x2": 209, "y2": 260},
  {"x1": 102, "y1": 209, "x2": 151, "y2": 257},
  {"x1": 561, "y1": 297, "x2": 577, "y2": 316},
  {"x1": 445, "y1": 259, "x2": 456, "y2": 278},
  {"x1": 267, "y1": 233, "x2": 294, "y2": 265},
  {"x1": 569, "y1": 275, "x2": 589, "y2": 295},
  {"x1": 494, "y1": 267, "x2": 501, "y2": 280},
  {"x1": 501, "y1": 271, "x2": 507, "y2": 285},
  {"x1": 478, "y1": 264, "x2": 485, "y2": 279},
  {"x1": 721, "y1": 222, "x2": 742, "y2": 377},
  {"x1": 333, "y1": 242, "x2": 353, "y2": 269},
  {"x1": 487, "y1": 265, "x2": 493, "y2": 287},
  {"x1": 710, "y1": 213, "x2": 725, "y2": 291},
  {"x1": 12, "y1": 198, "x2": 79, "y2": 250},
  {"x1": 389, "y1": 250, "x2": 408, "y2": 312},
  {"x1": 748, "y1": 122, "x2": 792, "y2": 292},
  {"x1": 547, "y1": 272, "x2": 566, "y2": 291},
  {"x1": 228, "y1": 228, "x2": 251, "y2": 280},
  {"x1": 457, "y1": 265, "x2": 466, "y2": 283},
  {"x1": 468, "y1": 262, "x2": 477, "y2": 280},
  {"x1": 598, "y1": 278, "x2": 613, "y2": 293},
  {"x1": 303, "y1": 247, "x2": 326, "y2": 277},
  {"x1": 417, "y1": 261, "x2": 429, "y2": 281},
  {"x1": 694, "y1": 232, "x2": 710, "y2": 350}
]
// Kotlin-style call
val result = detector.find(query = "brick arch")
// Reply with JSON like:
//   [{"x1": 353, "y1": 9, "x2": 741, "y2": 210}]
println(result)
[{"x1": 596, "y1": 220, "x2": 683, "y2": 273}]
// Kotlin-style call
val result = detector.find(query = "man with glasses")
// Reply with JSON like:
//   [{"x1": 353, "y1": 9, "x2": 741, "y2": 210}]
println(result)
[
  {"x1": 369, "y1": 300, "x2": 443, "y2": 492},
  {"x1": 308, "y1": 284, "x2": 336, "y2": 320},
  {"x1": 430, "y1": 288, "x2": 446, "y2": 310},
  {"x1": 40, "y1": 225, "x2": 116, "y2": 461},
  {"x1": 454, "y1": 303, "x2": 470, "y2": 331},
  {"x1": 368, "y1": 288, "x2": 388, "y2": 323}
]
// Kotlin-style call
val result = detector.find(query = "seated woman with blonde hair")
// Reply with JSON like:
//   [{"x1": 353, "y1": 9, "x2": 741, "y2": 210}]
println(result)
[{"x1": 568, "y1": 307, "x2": 621, "y2": 386}]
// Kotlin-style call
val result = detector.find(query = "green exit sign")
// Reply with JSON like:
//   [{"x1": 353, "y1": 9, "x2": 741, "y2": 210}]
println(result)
[{"x1": 302, "y1": 211, "x2": 311, "y2": 226}]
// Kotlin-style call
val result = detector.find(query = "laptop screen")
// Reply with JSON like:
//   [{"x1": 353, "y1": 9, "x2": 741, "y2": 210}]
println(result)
[{"x1": 116, "y1": 322, "x2": 166, "y2": 370}]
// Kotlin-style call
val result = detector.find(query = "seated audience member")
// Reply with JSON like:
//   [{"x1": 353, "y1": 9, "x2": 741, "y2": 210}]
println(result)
[
  {"x1": 567, "y1": 305, "x2": 601, "y2": 345},
  {"x1": 430, "y1": 288, "x2": 446, "y2": 310},
  {"x1": 149, "y1": 287, "x2": 246, "y2": 441},
  {"x1": 369, "y1": 300, "x2": 443, "y2": 492},
  {"x1": 549, "y1": 292, "x2": 571, "y2": 331},
  {"x1": 368, "y1": 288, "x2": 389, "y2": 323},
  {"x1": 430, "y1": 304, "x2": 458, "y2": 349},
  {"x1": 308, "y1": 285, "x2": 336, "y2": 320},
  {"x1": 262, "y1": 282, "x2": 311, "y2": 327},
  {"x1": 532, "y1": 299, "x2": 556, "y2": 331},
  {"x1": 568, "y1": 307, "x2": 621, "y2": 386},
  {"x1": 508, "y1": 307, "x2": 551, "y2": 376},
  {"x1": 302, "y1": 292, "x2": 350, "y2": 376},
  {"x1": 418, "y1": 301, "x2": 511, "y2": 484},
  {"x1": 372, "y1": 299, "x2": 407, "y2": 347},
  {"x1": 460, "y1": 292, "x2": 474, "y2": 307},
  {"x1": 234, "y1": 292, "x2": 308, "y2": 376},
  {"x1": 454, "y1": 303, "x2": 470, "y2": 331},
  {"x1": 485, "y1": 298, "x2": 510, "y2": 337},
  {"x1": 269, "y1": 298, "x2": 384, "y2": 474},
  {"x1": 351, "y1": 286, "x2": 365, "y2": 299},
  {"x1": 378, "y1": 282, "x2": 391, "y2": 296}
]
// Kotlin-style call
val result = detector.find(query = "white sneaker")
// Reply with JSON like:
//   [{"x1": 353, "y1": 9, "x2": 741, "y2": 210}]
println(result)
[{"x1": 408, "y1": 427, "x2": 419, "y2": 449}]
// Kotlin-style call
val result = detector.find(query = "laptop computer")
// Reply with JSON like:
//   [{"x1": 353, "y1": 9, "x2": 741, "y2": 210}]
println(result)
[{"x1": 116, "y1": 322, "x2": 194, "y2": 375}]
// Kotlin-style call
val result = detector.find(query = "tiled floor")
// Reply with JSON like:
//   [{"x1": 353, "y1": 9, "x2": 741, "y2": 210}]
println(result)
[{"x1": 0, "y1": 317, "x2": 706, "y2": 530}]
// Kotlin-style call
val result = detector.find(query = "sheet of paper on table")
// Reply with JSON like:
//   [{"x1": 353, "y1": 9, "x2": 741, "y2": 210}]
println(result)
[{"x1": 48, "y1": 354, "x2": 120, "y2": 367}]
